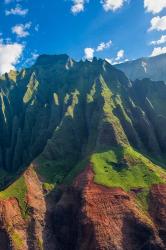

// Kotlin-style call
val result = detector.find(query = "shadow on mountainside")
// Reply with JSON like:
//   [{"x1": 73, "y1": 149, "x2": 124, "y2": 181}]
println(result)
[{"x1": 42, "y1": 185, "x2": 98, "y2": 250}]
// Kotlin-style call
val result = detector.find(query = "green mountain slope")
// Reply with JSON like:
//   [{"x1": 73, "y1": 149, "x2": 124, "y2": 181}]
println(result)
[
  {"x1": 0, "y1": 55, "x2": 166, "y2": 250},
  {"x1": 0, "y1": 54, "x2": 166, "y2": 191}
]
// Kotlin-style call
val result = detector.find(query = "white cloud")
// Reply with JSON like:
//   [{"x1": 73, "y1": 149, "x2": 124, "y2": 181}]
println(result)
[
  {"x1": 105, "y1": 50, "x2": 127, "y2": 65},
  {"x1": 31, "y1": 52, "x2": 39, "y2": 60},
  {"x1": 71, "y1": 0, "x2": 86, "y2": 14},
  {"x1": 151, "y1": 46, "x2": 166, "y2": 56},
  {"x1": 5, "y1": 4, "x2": 28, "y2": 16},
  {"x1": 115, "y1": 49, "x2": 124, "y2": 61},
  {"x1": 4, "y1": 0, "x2": 13, "y2": 3},
  {"x1": 149, "y1": 16, "x2": 166, "y2": 32},
  {"x1": 101, "y1": 0, "x2": 126, "y2": 11},
  {"x1": 105, "y1": 58, "x2": 113, "y2": 64},
  {"x1": 84, "y1": 47, "x2": 94, "y2": 61},
  {"x1": 70, "y1": 0, "x2": 126, "y2": 14},
  {"x1": 12, "y1": 22, "x2": 31, "y2": 38},
  {"x1": 144, "y1": 0, "x2": 166, "y2": 14},
  {"x1": 0, "y1": 41, "x2": 24, "y2": 74},
  {"x1": 96, "y1": 40, "x2": 112, "y2": 51},
  {"x1": 150, "y1": 35, "x2": 166, "y2": 45},
  {"x1": 24, "y1": 52, "x2": 39, "y2": 65},
  {"x1": 35, "y1": 24, "x2": 39, "y2": 32},
  {"x1": 84, "y1": 39, "x2": 112, "y2": 60},
  {"x1": 4, "y1": 0, "x2": 22, "y2": 3}
]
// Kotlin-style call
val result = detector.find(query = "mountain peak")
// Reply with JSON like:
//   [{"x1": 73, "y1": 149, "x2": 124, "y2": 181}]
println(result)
[{"x1": 35, "y1": 54, "x2": 71, "y2": 66}]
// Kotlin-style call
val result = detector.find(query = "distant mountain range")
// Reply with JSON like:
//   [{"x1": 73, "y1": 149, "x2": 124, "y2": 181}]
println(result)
[
  {"x1": 0, "y1": 54, "x2": 166, "y2": 250},
  {"x1": 115, "y1": 53, "x2": 166, "y2": 82}
]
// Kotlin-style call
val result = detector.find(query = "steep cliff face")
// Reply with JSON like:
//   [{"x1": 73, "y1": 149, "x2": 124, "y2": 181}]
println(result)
[
  {"x1": 0, "y1": 167, "x2": 45, "y2": 250},
  {"x1": 74, "y1": 166, "x2": 166, "y2": 250},
  {"x1": 149, "y1": 184, "x2": 166, "y2": 246},
  {"x1": 0, "y1": 55, "x2": 166, "y2": 178},
  {"x1": 0, "y1": 55, "x2": 166, "y2": 249},
  {"x1": 0, "y1": 163, "x2": 166, "y2": 250}
]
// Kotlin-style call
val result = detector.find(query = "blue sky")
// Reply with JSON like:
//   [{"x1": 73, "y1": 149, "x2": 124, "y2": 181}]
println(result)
[{"x1": 0, "y1": 0, "x2": 166, "y2": 74}]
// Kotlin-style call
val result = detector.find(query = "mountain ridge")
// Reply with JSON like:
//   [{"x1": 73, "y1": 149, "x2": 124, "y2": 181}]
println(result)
[
  {"x1": 0, "y1": 54, "x2": 166, "y2": 249},
  {"x1": 115, "y1": 53, "x2": 166, "y2": 82}
]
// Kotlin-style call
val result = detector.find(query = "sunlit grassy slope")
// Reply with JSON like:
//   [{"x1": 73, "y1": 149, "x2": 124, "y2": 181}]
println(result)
[
  {"x1": 0, "y1": 176, "x2": 27, "y2": 217},
  {"x1": 91, "y1": 146, "x2": 166, "y2": 191},
  {"x1": 37, "y1": 144, "x2": 166, "y2": 196}
]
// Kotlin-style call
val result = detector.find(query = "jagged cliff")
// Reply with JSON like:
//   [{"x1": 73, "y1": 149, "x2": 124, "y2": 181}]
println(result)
[{"x1": 0, "y1": 54, "x2": 166, "y2": 249}]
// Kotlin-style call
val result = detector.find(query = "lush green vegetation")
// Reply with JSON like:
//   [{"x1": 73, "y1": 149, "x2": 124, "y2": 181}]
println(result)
[
  {"x1": 91, "y1": 146, "x2": 166, "y2": 191},
  {"x1": 37, "y1": 144, "x2": 166, "y2": 199},
  {"x1": 11, "y1": 230, "x2": 23, "y2": 249},
  {"x1": 36, "y1": 155, "x2": 88, "y2": 188},
  {"x1": 37, "y1": 157, "x2": 68, "y2": 183},
  {"x1": 64, "y1": 159, "x2": 88, "y2": 185},
  {"x1": 7, "y1": 224, "x2": 24, "y2": 249},
  {"x1": 38, "y1": 238, "x2": 44, "y2": 250},
  {"x1": 42, "y1": 182, "x2": 55, "y2": 192},
  {"x1": 0, "y1": 176, "x2": 27, "y2": 217},
  {"x1": 136, "y1": 189, "x2": 149, "y2": 211},
  {"x1": 1, "y1": 55, "x2": 166, "y2": 221},
  {"x1": 23, "y1": 73, "x2": 39, "y2": 103}
]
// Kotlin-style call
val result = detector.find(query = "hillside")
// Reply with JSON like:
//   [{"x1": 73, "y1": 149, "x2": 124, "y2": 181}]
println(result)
[
  {"x1": 115, "y1": 53, "x2": 166, "y2": 82},
  {"x1": 0, "y1": 55, "x2": 166, "y2": 249}
]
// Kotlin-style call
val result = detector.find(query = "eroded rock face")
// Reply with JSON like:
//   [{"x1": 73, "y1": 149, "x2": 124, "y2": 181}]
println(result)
[
  {"x1": 0, "y1": 198, "x2": 28, "y2": 250},
  {"x1": 0, "y1": 167, "x2": 46, "y2": 250},
  {"x1": 149, "y1": 185, "x2": 166, "y2": 246},
  {"x1": 24, "y1": 167, "x2": 46, "y2": 250},
  {"x1": 73, "y1": 166, "x2": 165, "y2": 250},
  {"x1": 0, "y1": 165, "x2": 166, "y2": 250}
]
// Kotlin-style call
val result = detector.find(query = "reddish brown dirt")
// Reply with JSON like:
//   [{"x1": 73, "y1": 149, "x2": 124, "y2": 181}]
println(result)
[
  {"x1": 149, "y1": 184, "x2": 166, "y2": 246},
  {"x1": 74, "y1": 165, "x2": 165, "y2": 250},
  {"x1": 0, "y1": 166, "x2": 47, "y2": 250},
  {"x1": 0, "y1": 165, "x2": 166, "y2": 250},
  {"x1": 0, "y1": 198, "x2": 28, "y2": 250},
  {"x1": 24, "y1": 166, "x2": 46, "y2": 250}
]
